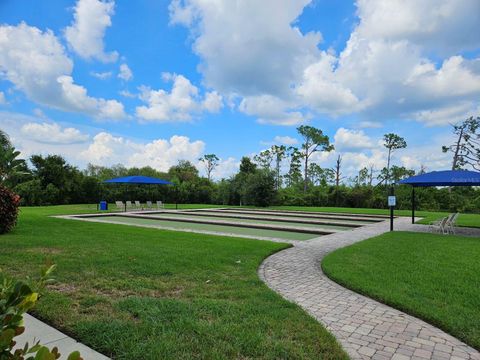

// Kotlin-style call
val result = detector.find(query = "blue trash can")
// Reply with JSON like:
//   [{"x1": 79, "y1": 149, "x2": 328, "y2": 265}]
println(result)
[{"x1": 99, "y1": 201, "x2": 108, "y2": 211}]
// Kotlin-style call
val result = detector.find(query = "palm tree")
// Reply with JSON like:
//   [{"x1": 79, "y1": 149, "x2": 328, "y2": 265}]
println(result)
[
  {"x1": 0, "y1": 129, "x2": 11, "y2": 150},
  {"x1": 0, "y1": 146, "x2": 27, "y2": 184},
  {"x1": 0, "y1": 130, "x2": 28, "y2": 185}
]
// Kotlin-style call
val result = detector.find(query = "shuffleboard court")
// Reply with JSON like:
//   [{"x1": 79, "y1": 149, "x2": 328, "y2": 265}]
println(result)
[
  {"x1": 188, "y1": 208, "x2": 387, "y2": 222},
  {"x1": 62, "y1": 207, "x2": 390, "y2": 242},
  {"x1": 85, "y1": 215, "x2": 319, "y2": 241},
  {"x1": 138, "y1": 211, "x2": 355, "y2": 230}
]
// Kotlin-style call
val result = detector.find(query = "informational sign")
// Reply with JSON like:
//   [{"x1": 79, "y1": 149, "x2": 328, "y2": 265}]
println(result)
[{"x1": 388, "y1": 196, "x2": 396, "y2": 207}]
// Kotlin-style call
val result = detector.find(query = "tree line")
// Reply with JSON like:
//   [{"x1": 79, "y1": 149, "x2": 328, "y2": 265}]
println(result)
[{"x1": 1, "y1": 116, "x2": 479, "y2": 212}]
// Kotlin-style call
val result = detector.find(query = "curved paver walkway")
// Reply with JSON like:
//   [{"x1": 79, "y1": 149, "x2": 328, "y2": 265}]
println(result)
[{"x1": 259, "y1": 218, "x2": 480, "y2": 360}]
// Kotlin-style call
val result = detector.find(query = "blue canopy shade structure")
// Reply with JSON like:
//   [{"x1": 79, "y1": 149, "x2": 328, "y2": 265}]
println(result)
[
  {"x1": 104, "y1": 175, "x2": 173, "y2": 185},
  {"x1": 398, "y1": 170, "x2": 480, "y2": 187},
  {"x1": 103, "y1": 176, "x2": 174, "y2": 211},
  {"x1": 398, "y1": 170, "x2": 480, "y2": 223}
]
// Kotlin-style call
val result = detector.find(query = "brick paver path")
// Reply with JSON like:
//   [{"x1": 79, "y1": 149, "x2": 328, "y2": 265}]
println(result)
[{"x1": 259, "y1": 218, "x2": 480, "y2": 359}]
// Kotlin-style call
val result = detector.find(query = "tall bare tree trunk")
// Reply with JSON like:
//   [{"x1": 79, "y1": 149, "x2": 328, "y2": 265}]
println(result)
[
  {"x1": 334, "y1": 155, "x2": 342, "y2": 205},
  {"x1": 276, "y1": 159, "x2": 281, "y2": 190},
  {"x1": 368, "y1": 165, "x2": 374, "y2": 186},
  {"x1": 304, "y1": 156, "x2": 308, "y2": 192},
  {"x1": 452, "y1": 127, "x2": 464, "y2": 170},
  {"x1": 386, "y1": 148, "x2": 392, "y2": 185}
]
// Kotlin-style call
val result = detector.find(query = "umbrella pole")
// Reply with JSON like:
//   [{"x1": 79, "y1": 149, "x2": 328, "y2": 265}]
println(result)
[{"x1": 411, "y1": 186, "x2": 415, "y2": 224}]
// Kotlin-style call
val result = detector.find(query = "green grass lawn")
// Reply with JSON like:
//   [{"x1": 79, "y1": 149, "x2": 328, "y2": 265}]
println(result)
[
  {"x1": 1, "y1": 205, "x2": 347, "y2": 359},
  {"x1": 271, "y1": 206, "x2": 480, "y2": 228},
  {"x1": 322, "y1": 231, "x2": 480, "y2": 350}
]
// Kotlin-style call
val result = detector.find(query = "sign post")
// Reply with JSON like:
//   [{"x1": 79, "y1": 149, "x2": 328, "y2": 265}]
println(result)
[{"x1": 388, "y1": 188, "x2": 396, "y2": 231}]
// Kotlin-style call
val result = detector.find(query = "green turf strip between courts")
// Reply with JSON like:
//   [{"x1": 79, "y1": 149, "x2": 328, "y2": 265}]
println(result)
[
  {"x1": 90, "y1": 215, "x2": 320, "y2": 241},
  {"x1": 138, "y1": 212, "x2": 355, "y2": 230}
]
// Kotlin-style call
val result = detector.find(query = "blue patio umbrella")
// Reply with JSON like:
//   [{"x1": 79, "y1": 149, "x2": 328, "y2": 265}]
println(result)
[
  {"x1": 398, "y1": 170, "x2": 480, "y2": 223},
  {"x1": 103, "y1": 176, "x2": 175, "y2": 211}
]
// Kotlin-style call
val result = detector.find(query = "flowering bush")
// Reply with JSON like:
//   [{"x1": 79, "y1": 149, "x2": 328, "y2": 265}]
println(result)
[{"x1": 0, "y1": 185, "x2": 20, "y2": 234}]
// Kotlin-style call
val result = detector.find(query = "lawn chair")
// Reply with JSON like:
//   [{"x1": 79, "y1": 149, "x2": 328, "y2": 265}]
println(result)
[
  {"x1": 135, "y1": 200, "x2": 142, "y2": 210},
  {"x1": 115, "y1": 201, "x2": 124, "y2": 211},
  {"x1": 446, "y1": 212, "x2": 459, "y2": 234},
  {"x1": 126, "y1": 200, "x2": 133, "y2": 210},
  {"x1": 429, "y1": 216, "x2": 449, "y2": 234},
  {"x1": 146, "y1": 201, "x2": 153, "y2": 210},
  {"x1": 156, "y1": 200, "x2": 165, "y2": 209}
]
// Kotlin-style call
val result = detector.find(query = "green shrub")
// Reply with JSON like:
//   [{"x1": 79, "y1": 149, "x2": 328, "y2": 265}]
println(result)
[
  {"x1": 244, "y1": 170, "x2": 276, "y2": 207},
  {"x1": 0, "y1": 264, "x2": 82, "y2": 360},
  {"x1": 0, "y1": 185, "x2": 20, "y2": 234}
]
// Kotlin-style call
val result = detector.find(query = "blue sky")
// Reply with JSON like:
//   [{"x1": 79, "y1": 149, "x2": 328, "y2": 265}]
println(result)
[{"x1": 0, "y1": 0, "x2": 479, "y2": 179}]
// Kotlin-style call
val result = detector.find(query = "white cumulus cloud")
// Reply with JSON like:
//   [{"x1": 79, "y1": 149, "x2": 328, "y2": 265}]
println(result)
[
  {"x1": 296, "y1": 52, "x2": 362, "y2": 115},
  {"x1": 410, "y1": 102, "x2": 480, "y2": 127},
  {"x1": 118, "y1": 63, "x2": 133, "y2": 81},
  {"x1": 334, "y1": 128, "x2": 375, "y2": 152},
  {"x1": 91, "y1": 71, "x2": 112, "y2": 80},
  {"x1": 169, "y1": 0, "x2": 320, "y2": 97},
  {"x1": 64, "y1": 0, "x2": 118, "y2": 62},
  {"x1": 136, "y1": 73, "x2": 222, "y2": 122},
  {"x1": 355, "y1": 0, "x2": 480, "y2": 54},
  {"x1": 211, "y1": 157, "x2": 239, "y2": 180},
  {"x1": 169, "y1": 0, "x2": 480, "y2": 127},
  {"x1": 274, "y1": 136, "x2": 298, "y2": 145},
  {"x1": 81, "y1": 132, "x2": 205, "y2": 171},
  {"x1": 202, "y1": 91, "x2": 223, "y2": 113},
  {"x1": 0, "y1": 22, "x2": 126, "y2": 119},
  {"x1": 239, "y1": 95, "x2": 307, "y2": 126},
  {"x1": 21, "y1": 122, "x2": 90, "y2": 144}
]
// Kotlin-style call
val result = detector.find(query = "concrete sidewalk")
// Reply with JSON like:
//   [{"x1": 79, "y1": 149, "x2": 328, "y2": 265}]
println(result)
[{"x1": 15, "y1": 314, "x2": 110, "y2": 360}]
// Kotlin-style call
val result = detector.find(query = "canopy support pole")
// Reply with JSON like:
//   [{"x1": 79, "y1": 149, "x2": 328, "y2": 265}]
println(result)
[
  {"x1": 175, "y1": 186, "x2": 178, "y2": 210},
  {"x1": 389, "y1": 186, "x2": 394, "y2": 231},
  {"x1": 411, "y1": 186, "x2": 415, "y2": 224}
]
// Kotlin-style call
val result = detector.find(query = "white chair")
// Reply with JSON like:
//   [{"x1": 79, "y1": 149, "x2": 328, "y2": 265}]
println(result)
[
  {"x1": 126, "y1": 200, "x2": 133, "y2": 210},
  {"x1": 146, "y1": 201, "x2": 153, "y2": 210},
  {"x1": 156, "y1": 200, "x2": 164, "y2": 209},
  {"x1": 429, "y1": 216, "x2": 449, "y2": 234},
  {"x1": 446, "y1": 212, "x2": 459, "y2": 234},
  {"x1": 135, "y1": 200, "x2": 142, "y2": 209},
  {"x1": 115, "y1": 201, "x2": 124, "y2": 211}
]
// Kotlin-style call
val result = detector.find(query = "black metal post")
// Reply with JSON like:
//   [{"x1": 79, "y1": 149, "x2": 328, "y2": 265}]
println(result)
[
  {"x1": 175, "y1": 186, "x2": 178, "y2": 210},
  {"x1": 411, "y1": 186, "x2": 415, "y2": 224},
  {"x1": 390, "y1": 185, "x2": 394, "y2": 231},
  {"x1": 124, "y1": 184, "x2": 127, "y2": 212},
  {"x1": 96, "y1": 181, "x2": 100, "y2": 211}
]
